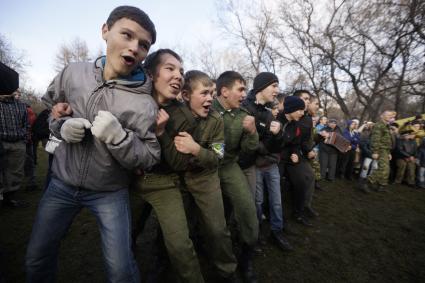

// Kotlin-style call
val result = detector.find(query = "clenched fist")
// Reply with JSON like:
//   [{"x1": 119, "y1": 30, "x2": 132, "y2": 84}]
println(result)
[
  {"x1": 91, "y1": 111, "x2": 127, "y2": 145},
  {"x1": 156, "y1": 109, "x2": 169, "y2": 136},
  {"x1": 242, "y1": 115, "x2": 256, "y2": 135},
  {"x1": 269, "y1": 121, "x2": 281, "y2": 135}
]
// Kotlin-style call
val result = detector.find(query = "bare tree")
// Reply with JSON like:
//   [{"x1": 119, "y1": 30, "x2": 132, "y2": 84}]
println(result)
[
  {"x1": 0, "y1": 34, "x2": 28, "y2": 75},
  {"x1": 216, "y1": 0, "x2": 276, "y2": 75},
  {"x1": 54, "y1": 37, "x2": 90, "y2": 72}
]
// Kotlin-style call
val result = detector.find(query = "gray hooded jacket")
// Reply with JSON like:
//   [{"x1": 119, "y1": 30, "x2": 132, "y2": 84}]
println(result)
[{"x1": 42, "y1": 57, "x2": 160, "y2": 191}]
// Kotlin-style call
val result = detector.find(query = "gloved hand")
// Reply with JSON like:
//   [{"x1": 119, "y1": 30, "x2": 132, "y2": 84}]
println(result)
[
  {"x1": 91, "y1": 111, "x2": 127, "y2": 145},
  {"x1": 60, "y1": 118, "x2": 92, "y2": 143}
]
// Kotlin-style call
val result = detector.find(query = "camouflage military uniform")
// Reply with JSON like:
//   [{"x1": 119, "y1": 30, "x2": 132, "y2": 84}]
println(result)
[
  {"x1": 368, "y1": 120, "x2": 392, "y2": 186},
  {"x1": 212, "y1": 99, "x2": 259, "y2": 247}
]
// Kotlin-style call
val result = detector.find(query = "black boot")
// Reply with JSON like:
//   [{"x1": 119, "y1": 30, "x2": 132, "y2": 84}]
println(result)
[
  {"x1": 270, "y1": 230, "x2": 294, "y2": 251},
  {"x1": 359, "y1": 178, "x2": 371, "y2": 193},
  {"x1": 239, "y1": 245, "x2": 257, "y2": 283},
  {"x1": 304, "y1": 206, "x2": 319, "y2": 218}
]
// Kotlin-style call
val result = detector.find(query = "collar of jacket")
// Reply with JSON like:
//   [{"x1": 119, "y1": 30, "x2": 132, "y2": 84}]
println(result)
[
  {"x1": 213, "y1": 98, "x2": 236, "y2": 115},
  {"x1": 93, "y1": 56, "x2": 148, "y2": 89}
]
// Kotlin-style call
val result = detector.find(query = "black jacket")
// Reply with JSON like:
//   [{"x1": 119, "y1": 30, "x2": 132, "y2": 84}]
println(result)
[
  {"x1": 238, "y1": 93, "x2": 281, "y2": 169},
  {"x1": 394, "y1": 138, "x2": 417, "y2": 159}
]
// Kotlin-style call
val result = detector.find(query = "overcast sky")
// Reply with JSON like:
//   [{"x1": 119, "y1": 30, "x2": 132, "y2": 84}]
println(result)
[{"x1": 0, "y1": 0, "x2": 219, "y2": 93}]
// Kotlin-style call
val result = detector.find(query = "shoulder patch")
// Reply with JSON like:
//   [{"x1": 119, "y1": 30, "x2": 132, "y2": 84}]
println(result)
[{"x1": 211, "y1": 142, "x2": 225, "y2": 159}]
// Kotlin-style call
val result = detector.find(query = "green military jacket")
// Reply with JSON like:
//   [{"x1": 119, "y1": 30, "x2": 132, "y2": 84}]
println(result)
[
  {"x1": 370, "y1": 120, "x2": 392, "y2": 153},
  {"x1": 211, "y1": 99, "x2": 259, "y2": 166},
  {"x1": 181, "y1": 109, "x2": 225, "y2": 192},
  {"x1": 151, "y1": 100, "x2": 195, "y2": 174}
]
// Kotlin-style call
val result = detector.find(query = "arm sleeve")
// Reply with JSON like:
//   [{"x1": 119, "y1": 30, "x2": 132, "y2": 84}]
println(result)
[
  {"x1": 370, "y1": 125, "x2": 382, "y2": 153},
  {"x1": 189, "y1": 118, "x2": 225, "y2": 170},
  {"x1": 106, "y1": 100, "x2": 161, "y2": 170},
  {"x1": 240, "y1": 131, "x2": 259, "y2": 155},
  {"x1": 42, "y1": 68, "x2": 71, "y2": 139},
  {"x1": 157, "y1": 130, "x2": 192, "y2": 171}
]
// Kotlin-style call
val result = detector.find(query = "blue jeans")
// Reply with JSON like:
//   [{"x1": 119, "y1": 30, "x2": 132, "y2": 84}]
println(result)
[
  {"x1": 25, "y1": 178, "x2": 140, "y2": 283},
  {"x1": 255, "y1": 164, "x2": 284, "y2": 231}
]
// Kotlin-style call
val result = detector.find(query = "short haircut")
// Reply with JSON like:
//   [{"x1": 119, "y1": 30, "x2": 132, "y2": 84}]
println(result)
[
  {"x1": 107, "y1": 6, "x2": 157, "y2": 44},
  {"x1": 143, "y1": 49, "x2": 182, "y2": 76},
  {"x1": 293, "y1": 89, "x2": 312, "y2": 97},
  {"x1": 216, "y1": 71, "x2": 246, "y2": 96},
  {"x1": 276, "y1": 92, "x2": 286, "y2": 103},
  {"x1": 183, "y1": 70, "x2": 213, "y2": 94}
]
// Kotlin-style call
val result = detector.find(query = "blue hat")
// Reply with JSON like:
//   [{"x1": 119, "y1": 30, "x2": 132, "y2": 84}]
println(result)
[{"x1": 284, "y1": 96, "x2": 305, "y2": 114}]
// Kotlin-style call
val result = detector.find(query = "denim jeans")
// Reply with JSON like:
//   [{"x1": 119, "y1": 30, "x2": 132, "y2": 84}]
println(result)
[
  {"x1": 255, "y1": 164, "x2": 284, "y2": 231},
  {"x1": 25, "y1": 178, "x2": 140, "y2": 283}
]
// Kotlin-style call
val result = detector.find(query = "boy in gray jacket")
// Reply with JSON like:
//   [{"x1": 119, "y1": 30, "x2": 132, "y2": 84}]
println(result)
[{"x1": 25, "y1": 6, "x2": 160, "y2": 282}]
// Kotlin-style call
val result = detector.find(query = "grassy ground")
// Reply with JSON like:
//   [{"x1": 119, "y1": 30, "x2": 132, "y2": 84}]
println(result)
[{"x1": 1, "y1": 148, "x2": 425, "y2": 282}]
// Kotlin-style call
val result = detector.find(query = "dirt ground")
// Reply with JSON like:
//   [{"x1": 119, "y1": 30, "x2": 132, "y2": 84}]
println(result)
[{"x1": 1, "y1": 148, "x2": 425, "y2": 282}]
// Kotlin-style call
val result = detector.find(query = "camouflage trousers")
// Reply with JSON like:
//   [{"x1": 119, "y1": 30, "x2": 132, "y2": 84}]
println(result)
[
  {"x1": 309, "y1": 157, "x2": 321, "y2": 181},
  {"x1": 367, "y1": 151, "x2": 390, "y2": 186}
]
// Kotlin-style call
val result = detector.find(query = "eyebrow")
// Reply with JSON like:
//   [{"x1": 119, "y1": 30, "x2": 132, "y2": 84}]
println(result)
[{"x1": 121, "y1": 27, "x2": 151, "y2": 46}]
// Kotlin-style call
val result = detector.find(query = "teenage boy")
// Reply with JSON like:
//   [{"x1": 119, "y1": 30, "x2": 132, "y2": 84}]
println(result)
[
  {"x1": 212, "y1": 71, "x2": 259, "y2": 283},
  {"x1": 293, "y1": 90, "x2": 319, "y2": 217},
  {"x1": 276, "y1": 96, "x2": 314, "y2": 226},
  {"x1": 25, "y1": 6, "x2": 160, "y2": 282},
  {"x1": 178, "y1": 70, "x2": 238, "y2": 282},
  {"x1": 241, "y1": 72, "x2": 293, "y2": 251}
]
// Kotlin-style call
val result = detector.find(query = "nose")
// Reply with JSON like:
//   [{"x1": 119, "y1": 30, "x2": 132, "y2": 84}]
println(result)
[
  {"x1": 128, "y1": 39, "x2": 140, "y2": 56},
  {"x1": 241, "y1": 91, "x2": 247, "y2": 100}
]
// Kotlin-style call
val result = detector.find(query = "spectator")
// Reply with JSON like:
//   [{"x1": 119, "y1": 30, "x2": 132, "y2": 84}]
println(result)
[
  {"x1": 340, "y1": 120, "x2": 360, "y2": 180},
  {"x1": 318, "y1": 118, "x2": 342, "y2": 182},
  {"x1": 0, "y1": 62, "x2": 29, "y2": 208},
  {"x1": 394, "y1": 130, "x2": 417, "y2": 187},
  {"x1": 416, "y1": 138, "x2": 425, "y2": 189}
]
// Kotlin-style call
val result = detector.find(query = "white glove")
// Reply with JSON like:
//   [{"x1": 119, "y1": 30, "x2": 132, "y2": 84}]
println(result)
[
  {"x1": 60, "y1": 118, "x2": 92, "y2": 143},
  {"x1": 91, "y1": 111, "x2": 127, "y2": 145}
]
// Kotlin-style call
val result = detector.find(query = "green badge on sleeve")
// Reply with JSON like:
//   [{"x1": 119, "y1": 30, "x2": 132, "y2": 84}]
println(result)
[{"x1": 211, "y1": 143, "x2": 225, "y2": 159}]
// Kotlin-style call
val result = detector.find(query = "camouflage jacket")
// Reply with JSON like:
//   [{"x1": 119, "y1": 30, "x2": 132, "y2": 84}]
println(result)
[{"x1": 370, "y1": 121, "x2": 392, "y2": 153}]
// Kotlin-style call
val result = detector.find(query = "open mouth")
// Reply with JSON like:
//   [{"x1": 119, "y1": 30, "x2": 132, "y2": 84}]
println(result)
[
  {"x1": 122, "y1": 55, "x2": 136, "y2": 65},
  {"x1": 202, "y1": 105, "x2": 210, "y2": 111},
  {"x1": 170, "y1": 83, "x2": 181, "y2": 91}
]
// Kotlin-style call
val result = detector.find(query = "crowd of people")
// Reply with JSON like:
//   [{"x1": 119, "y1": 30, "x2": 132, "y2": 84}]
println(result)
[{"x1": 1, "y1": 5, "x2": 424, "y2": 283}]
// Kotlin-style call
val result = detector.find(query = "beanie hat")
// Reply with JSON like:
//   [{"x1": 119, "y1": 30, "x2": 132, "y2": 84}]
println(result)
[
  {"x1": 252, "y1": 72, "x2": 278, "y2": 94},
  {"x1": 284, "y1": 96, "x2": 305, "y2": 114},
  {"x1": 0, "y1": 62, "x2": 19, "y2": 95}
]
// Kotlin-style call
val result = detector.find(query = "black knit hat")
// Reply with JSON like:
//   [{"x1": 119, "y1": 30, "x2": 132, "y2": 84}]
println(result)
[
  {"x1": 252, "y1": 72, "x2": 278, "y2": 94},
  {"x1": 0, "y1": 62, "x2": 19, "y2": 95},
  {"x1": 283, "y1": 96, "x2": 305, "y2": 114}
]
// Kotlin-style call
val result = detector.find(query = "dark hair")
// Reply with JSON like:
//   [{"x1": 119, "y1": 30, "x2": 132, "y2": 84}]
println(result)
[
  {"x1": 276, "y1": 92, "x2": 286, "y2": 103},
  {"x1": 216, "y1": 71, "x2": 246, "y2": 96},
  {"x1": 143, "y1": 49, "x2": 182, "y2": 76},
  {"x1": 183, "y1": 70, "x2": 213, "y2": 94},
  {"x1": 107, "y1": 6, "x2": 157, "y2": 44},
  {"x1": 293, "y1": 89, "x2": 311, "y2": 97}
]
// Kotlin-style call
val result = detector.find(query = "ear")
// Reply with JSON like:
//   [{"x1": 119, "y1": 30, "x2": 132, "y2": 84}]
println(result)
[
  {"x1": 101, "y1": 23, "x2": 109, "y2": 41},
  {"x1": 182, "y1": 90, "x2": 190, "y2": 102},
  {"x1": 220, "y1": 87, "x2": 228, "y2": 98}
]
